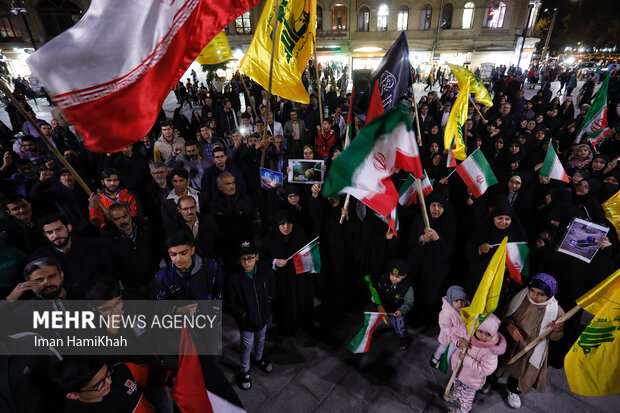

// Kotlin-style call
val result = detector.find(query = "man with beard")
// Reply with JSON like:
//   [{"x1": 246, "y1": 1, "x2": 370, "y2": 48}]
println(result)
[
  {"x1": 200, "y1": 146, "x2": 246, "y2": 200},
  {"x1": 31, "y1": 213, "x2": 113, "y2": 286},
  {"x1": 0, "y1": 194, "x2": 47, "y2": 254},
  {"x1": 165, "y1": 140, "x2": 211, "y2": 190},
  {"x1": 89, "y1": 168, "x2": 138, "y2": 228},
  {"x1": 100, "y1": 204, "x2": 161, "y2": 294},
  {"x1": 165, "y1": 195, "x2": 219, "y2": 259},
  {"x1": 5, "y1": 256, "x2": 72, "y2": 301}
]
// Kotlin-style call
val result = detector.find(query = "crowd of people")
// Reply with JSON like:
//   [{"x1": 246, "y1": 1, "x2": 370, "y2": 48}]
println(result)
[{"x1": 0, "y1": 59, "x2": 619, "y2": 412}]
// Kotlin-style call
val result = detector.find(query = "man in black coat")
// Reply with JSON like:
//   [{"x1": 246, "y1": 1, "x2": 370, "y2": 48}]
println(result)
[
  {"x1": 100, "y1": 203, "x2": 162, "y2": 293},
  {"x1": 0, "y1": 194, "x2": 47, "y2": 255},
  {"x1": 30, "y1": 213, "x2": 114, "y2": 286},
  {"x1": 165, "y1": 195, "x2": 220, "y2": 259}
]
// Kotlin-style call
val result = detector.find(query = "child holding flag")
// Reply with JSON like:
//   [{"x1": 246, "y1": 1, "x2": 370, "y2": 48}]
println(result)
[
  {"x1": 445, "y1": 314, "x2": 507, "y2": 413},
  {"x1": 431, "y1": 286, "x2": 468, "y2": 369},
  {"x1": 495, "y1": 273, "x2": 564, "y2": 409}
]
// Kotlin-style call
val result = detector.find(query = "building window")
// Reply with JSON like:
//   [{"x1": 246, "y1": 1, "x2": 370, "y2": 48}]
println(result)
[
  {"x1": 420, "y1": 4, "x2": 432, "y2": 30},
  {"x1": 235, "y1": 11, "x2": 251, "y2": 34},
  {"x1": 397, "y1": 6, "x2": 409, "y2": 31},
  {"x1": 332, "y1": 5, "x2": 347, "y2": 30},
  {"x1": 462, "y1": 2, "x2": 474, "y2": 29},
  {"x1": 358, "y1": 6, "x2": 369, "y2": 32},
  {"x1": 482, "y1": 2, "x2": 506, "y2": 28},
  {"x1": 377, "y1": 4, "x2": 388, "y2": 31},
  {"x1": 441, "y1": 3, "x2": 453, "y2": 29},
  {"x1": 317, "y1": 6, "x2": 323, "y2": 30}
]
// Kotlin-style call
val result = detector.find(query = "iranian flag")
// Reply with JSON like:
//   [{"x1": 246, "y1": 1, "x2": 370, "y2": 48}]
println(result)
[
  {"x1": 398, "y1": 172, "x2": 433, "y2": 206},
  {"x1": 290, "y1": 237, "x2": 321, "y2": 274},
  {"x1": 506, "y1": 242, "x2": 529, "y2": 284},
  {"x1": 455, "y1": 149, "x2": 498, "y2": 198},
  {"x1": 540, "y1": 142, "x2": 569, "y2": 183},
  {"x1": 576, "y1": 73, "x2": 609, "y2": 145},
  {"x1": 348, "y1": 312, "x2": 385, "y2": 353},
  {"x1": 323, "y1": 103, "x2": 423, "y2": 217},
  {"x1": 446, "y1": 136, "x2": 457, "y2": 168},
  {"x1": 387, "y1": 207, "x2": 399, "y2": 236},
  {"x1": 26, "y1": 0, "x2": 260, "y2": 153}
]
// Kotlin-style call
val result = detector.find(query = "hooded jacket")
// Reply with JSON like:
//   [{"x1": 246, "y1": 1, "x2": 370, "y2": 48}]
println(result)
[{"x1": 438, "y1": 297, "x2": 467, "y2": 346}]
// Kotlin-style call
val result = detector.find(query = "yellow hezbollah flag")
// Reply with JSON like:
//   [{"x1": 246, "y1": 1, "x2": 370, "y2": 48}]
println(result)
[
  {"x1": 448, "y1": 63, "x2": 493, "y2": 108},
  {"x1": 443, "y1": 80, "x2": 470, "y2": 161},
  {"x1": 565, "y1": 271, "x2": 620, "y2": 396},
  {"x1": 196, "y1": 31, "x2": 232, "y2": 65},
  {"x1": 602, "y1": 190, "x2": 620, "y2": 237},
  {"x1": 239, "y1": 0, "x2": 316, "y2": 103},
  {"x1": 460, "y1": 237, "x2": 507, "y2": 332}
]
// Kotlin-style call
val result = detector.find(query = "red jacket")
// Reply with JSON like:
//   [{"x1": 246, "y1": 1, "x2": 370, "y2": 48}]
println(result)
[{"x1": 89, "y1": 188, "x2": 137, "y2": 227}]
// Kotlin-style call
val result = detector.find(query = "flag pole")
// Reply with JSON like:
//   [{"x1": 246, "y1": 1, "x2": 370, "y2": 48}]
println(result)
[
  {"x1": 339, "y1": 89, "x2": 356, "y2": 224},
  {"x1": 444, "y1": 314, "x2": 479, "y2": 397},
  {"x1": 411, "y1": 91, "x2": 423, "y2": 147},
  {"x1": 416, "y1": 178, "x2": 431, "y2": 229},
  {"x1": 468, "y1": 96, "x2": 487, "y2": 123},
  {"x1": 240, "y1": 75, "x2": 259, "y2": 127},
  {"x1": 261, "y1": 0, "x2": 280, "y2": 168},
  {"x1": 285, "y1": 236, "x2": 320, "y2": 261},
  {"x1": 506, "y1": 304, "x2": 581, "y2": 366},
  {"x1": 313, "y1": 46, "x2": 325, "y2": 131},
  {"x1": 0, "y1": 80, "x2": 92, "y2": 196}
]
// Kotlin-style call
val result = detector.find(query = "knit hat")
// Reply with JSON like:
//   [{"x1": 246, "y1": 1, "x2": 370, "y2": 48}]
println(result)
[
  {"x1": 446, "y1": 285, "x2": 467, "y2": 304},
  {"x1": 529, "y1": 273, "x2": 558, "y2": 298},
  {"x1": 477, "y1": 313, "x2": 501, "y2": 339}
]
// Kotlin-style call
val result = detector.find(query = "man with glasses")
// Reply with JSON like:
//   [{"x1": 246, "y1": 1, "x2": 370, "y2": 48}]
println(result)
[{"x1": 227, "y1": 241, "x2": 275, "y2": 390}]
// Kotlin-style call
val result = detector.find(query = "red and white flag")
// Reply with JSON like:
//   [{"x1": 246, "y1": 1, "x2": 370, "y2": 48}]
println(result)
[{"x1": 27, "y1": 0, "x2": 259, "y2": 153}]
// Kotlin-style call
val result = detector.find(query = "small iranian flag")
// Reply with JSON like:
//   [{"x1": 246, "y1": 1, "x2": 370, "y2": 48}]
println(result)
[
  {"x1": 446, "y1": 136, "x2": 457, "y2": 168},
  {"x1": 348, "y1": 312, "x2": 385, "y2": 353},
  {"x1": 290, "y1": 237, "x2": 321, "y2": 274},
  {"x1": 323, "y1": 103, "x2": 423, "y2": 216},
  {"x1": 506, "y1": 242, "x2": 529, "y2": 284},
  {"x1": 387, "y1": 207, "x2": 399, "y2": 236},
  {"x1": 398, "y1": 172, "x2": 433, "y2": 206},
  {"x1": 576, "y1": 73, "x2": 609, "y2": 144},
  {"x1": 455, "y1": 149, "x2": 498, "y2": 198},
  {"x1": 540, "y1": 142, "x2": 569, "y2": 183}
]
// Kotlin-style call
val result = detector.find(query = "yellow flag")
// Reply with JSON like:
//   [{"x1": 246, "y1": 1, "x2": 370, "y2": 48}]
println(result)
[
  {"x1": 602, "y1": 190, "x2": 620, "y2": 237},
  {"x1": 239, "y1": 0, "x2": 316, "y2": 103},
  {"x1": 565, "y1": 284, "x2": 620, "y2": 396},
  {"x1": 196, "y1": 31, "x2": 232, "y2": 65},
  {"x1": 460, "y1": 237, "x2": 507, "y2": 332},
  {"x1": 577, "y1": 269, "x2": 620, "y2": 315},
  {"x1": 448, "y1": 63, "x2": 493, "y2": 108},
  {"x1": 443, "y1": 80, "x2": 470, "y2": 161}
]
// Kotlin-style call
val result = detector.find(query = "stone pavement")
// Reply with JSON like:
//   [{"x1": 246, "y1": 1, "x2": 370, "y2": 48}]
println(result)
[{"x1": 218, "y1": 308, "x2": 617, "y2": 413}]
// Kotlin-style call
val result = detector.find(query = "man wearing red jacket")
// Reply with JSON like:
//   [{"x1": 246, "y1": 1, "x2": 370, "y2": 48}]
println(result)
[{"x1": 89, "y1": 168, "x2": 138, "y2": 227}]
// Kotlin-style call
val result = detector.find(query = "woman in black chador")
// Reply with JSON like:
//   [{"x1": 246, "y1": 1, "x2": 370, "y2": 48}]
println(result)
[{"x1": 260, "y1": 209, "x2": 314, "y2": 336}]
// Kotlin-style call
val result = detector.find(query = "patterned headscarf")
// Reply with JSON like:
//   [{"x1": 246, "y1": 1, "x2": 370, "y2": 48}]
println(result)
[{"x1": 529, "y1": 273, "x2": 558, "y2": 298}]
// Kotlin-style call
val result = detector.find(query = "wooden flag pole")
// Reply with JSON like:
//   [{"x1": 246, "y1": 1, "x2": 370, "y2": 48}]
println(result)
[
  {"x1": 469, "y1": 96, "x2": 487, "y2": 123},
  {"x1": 261, "y1": 0, "x2": 280, "y2": 168},
  {"x1": 445, "y1": 314, "x2": 479, "y2": 398},
  {"x1": 506, "y1": 304, "x2": 581, "y2": 366},
  {"x1": 411, "y1": 92, "x2": 423, "y2": 147},
  {"x1": 416, "y1": 177, "x2": 431, "y2": 229},
  {"x1": 0, "y1": 80, "x2": 92, "y2": 195},
  {"x1": 338, "y1": 117, "x2": 352, "y2": 224},
  {"x1": 240, "y1": 75, "x2": 259, "y2": 127},
  {"x1": 313, "y1": 46, "x2": 324, "y2": 130}
]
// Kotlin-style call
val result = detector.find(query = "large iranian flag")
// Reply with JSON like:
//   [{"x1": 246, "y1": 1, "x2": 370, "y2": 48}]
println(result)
[
  {"x1": 540, "y1": 143, "x2": 569, "y2": 183},
  {"x1": 455, "y1": 149, "x2": 497, "y2": 198},
  {"x1": 576, "y1": 73, "x2": 609, "y2": 145},
  {"x1": 506, "y1": 242, "x2": 529, "y2": 284},
  {"x1": 323, "y1": 103, "x2": 423, "y2": 216}
]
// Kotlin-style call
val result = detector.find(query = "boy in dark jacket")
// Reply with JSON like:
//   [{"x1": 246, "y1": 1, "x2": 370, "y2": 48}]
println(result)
[{"x1": 227, "y1": 241, "x2": 275, "y2": 390}]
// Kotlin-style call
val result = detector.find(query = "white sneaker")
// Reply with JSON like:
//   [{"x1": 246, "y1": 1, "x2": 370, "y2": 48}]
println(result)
[
  {"x1": 443, "y1": 391, "x2": 458, "y2": 403},
  {"x1": 507, "y1": 391, "x2": 521, "y2": 409}
]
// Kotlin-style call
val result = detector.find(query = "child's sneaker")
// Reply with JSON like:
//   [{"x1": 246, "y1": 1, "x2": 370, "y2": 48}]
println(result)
[
  {"x1": 443, "y1": 390, "x2": 458, "y2": 403},
  {"x1": 430, "y1": 355, "x2": 440, "y2": 368},
  {"x1": 448, "y1": 407, "x2": 464, "y2": 413},
  {"x1": 507, "y1": 390, "x2": 521, "y2": 408},
  {"x1": 253, "y1": 358, "x2": 273, "y2": 374},
  {"x1": 236, "y1": 369, "x2": 252, "y2": 390},
  {"x1": 399, "y1": 337, "x2": 410, "y2": 351}
]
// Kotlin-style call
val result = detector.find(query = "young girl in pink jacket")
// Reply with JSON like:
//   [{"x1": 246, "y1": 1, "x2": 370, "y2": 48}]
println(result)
[
  {"x1": 447, "y1": 314, "x2": 507, "y2": 413},
  {"x1": 431, "y1": 286, "x2": 468, "y2": 368}
]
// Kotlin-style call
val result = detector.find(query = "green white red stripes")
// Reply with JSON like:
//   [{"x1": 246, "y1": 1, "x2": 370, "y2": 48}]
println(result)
[
  {"x1": 540, "y1": 143, "x2": 569, "y2": 183},
  {"x1": 398, "y1": 172, "x2": 433, "y2": 206},
  {"x1": 506, "y1": 242, "x2": 529, "y2": 284},
  {"x1": 291, "y1": 237, "x2": 321, "y2": 274},
  {"x1": 348, "y1": 312, "x2": 385, "y2": 353},
  {"x1": 576, "y1": 73, "x2": 609, "y2": 145},
  {"x1": 455, "y1": 149, "x2": 498, "y2": 198}
]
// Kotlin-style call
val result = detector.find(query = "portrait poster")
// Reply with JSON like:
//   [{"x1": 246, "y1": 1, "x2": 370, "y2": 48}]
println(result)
[
  {"x1": 287, "y1": 159, "x2": 324, "y2": 184},
  {"x1": 557, "y1": 218, "x2": 609, "y2": 263}
]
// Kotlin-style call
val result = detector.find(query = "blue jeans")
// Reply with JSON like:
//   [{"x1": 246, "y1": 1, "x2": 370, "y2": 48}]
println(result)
[
  {"x1": 240, "y1": 325, "x2": 266, "y2": 373},
  {"x1": 377, "y1": 315, "x2": 406, "y2": 338}
]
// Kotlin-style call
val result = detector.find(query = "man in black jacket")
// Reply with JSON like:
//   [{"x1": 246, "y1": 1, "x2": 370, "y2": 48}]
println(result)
[
  {"x1": 100, "y1": 203, "x2": 162, "y2": 293},
  {"x1": 227, "y1": 241, "x2": 275, "y2": 390},
  {"x1": 165, "y1": 195, "x2": 220, "y2": 259}
]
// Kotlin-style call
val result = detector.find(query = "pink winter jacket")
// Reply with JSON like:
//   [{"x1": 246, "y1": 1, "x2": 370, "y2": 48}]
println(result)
[
  {"x1": 438, "y1": 298, "x2": 467, "y2": 346},
  {"x1": 450, "y1": 331, "x2": 507, "y2": 390}
]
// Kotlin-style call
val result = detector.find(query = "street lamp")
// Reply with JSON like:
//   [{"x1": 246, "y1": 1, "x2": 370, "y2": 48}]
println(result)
[
  {"x1": 542, "y1": 8, "x2": 558, "y2": 62},
  {"x1": 516, "y1": 1, "x2": 537, "y2": 70},
  {"x1": 10, "y1": 0, "x2": 37, "y2": 50}
]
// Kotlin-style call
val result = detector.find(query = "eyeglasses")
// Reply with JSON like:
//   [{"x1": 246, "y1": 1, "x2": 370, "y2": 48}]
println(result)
[
  {"x1": 240, "y1": 256, "x2": 256, "y2": 262},
  {"x1": 81, "y1": 366, "x2": 113, "y2": 392},
  {"x1": 95, "y1": 299, "x2": 123, "y2": 315}
]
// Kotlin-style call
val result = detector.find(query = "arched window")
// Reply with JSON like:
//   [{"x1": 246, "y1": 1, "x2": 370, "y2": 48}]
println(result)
[
  {"x1": 420, "y1": 4, "x2": 432, "y2": 30},
  {"x1": 397, "y1": 6, "x2": 409, "y2": 31},
  {"x1": 377, "y1": 4, "x2": 388, "y2": 31},
  {"x1": 332, "y1": 4, "x2": 347, "y2": 30},
  {"x1": 482, "y1": 2, "x2": 506, "y2": 28},
  {"x1": 317, "y1": 6, "x2": 323, "y2": 31},
  {"x1": 358, "y1": 6, "x2": 370, "y2": 32},
  {"x1": 235, "y1": 11, "x2": 251, "y2": 34},
  {"x1": 462, "y1": 2, "x2": 475, "y2": 29},
  {"x1": 36, "y1": 0, "x2": 83, "y2": 38},
  {"x1": 441, "y1": 3, "x2": 453, "y2": 29}
]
